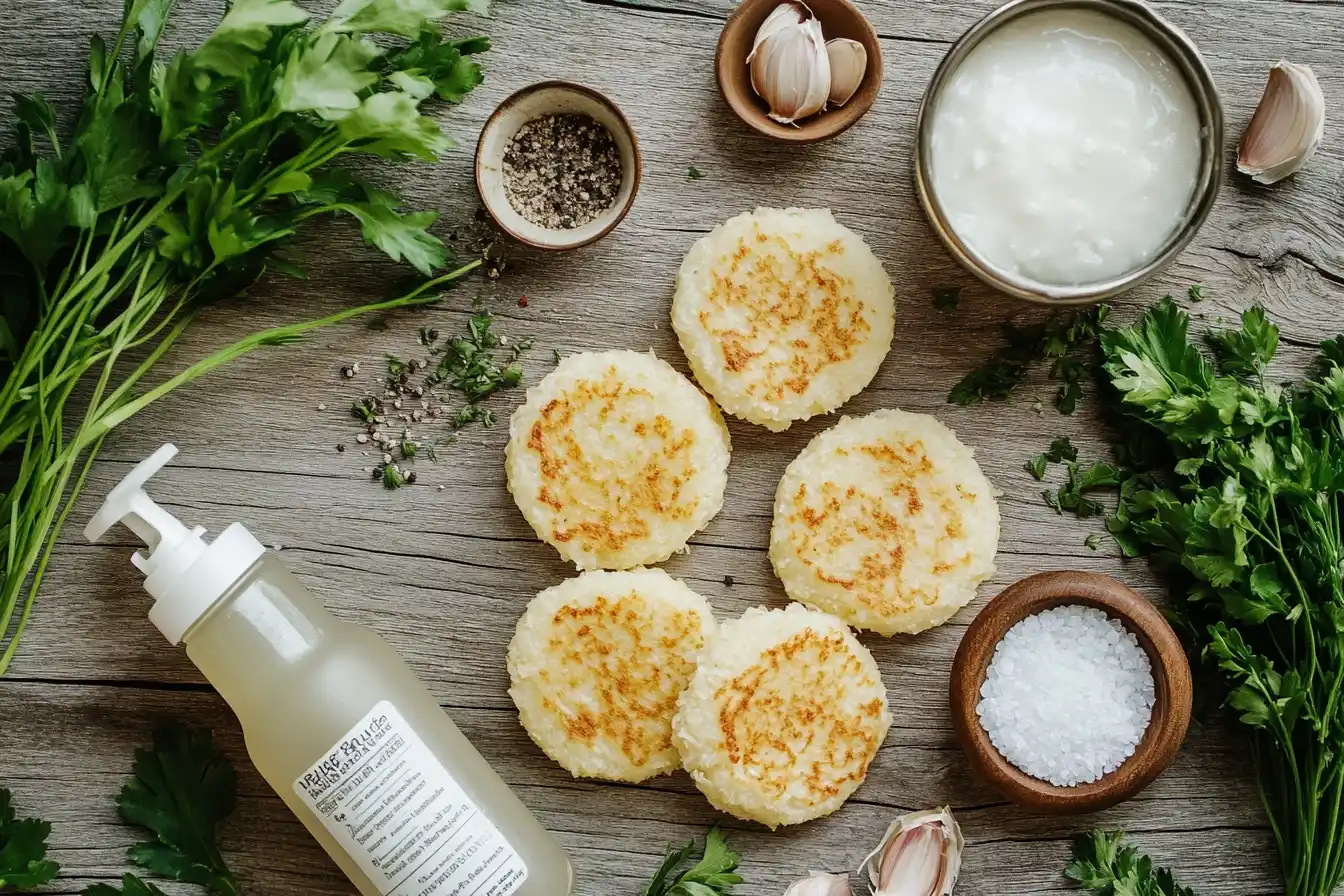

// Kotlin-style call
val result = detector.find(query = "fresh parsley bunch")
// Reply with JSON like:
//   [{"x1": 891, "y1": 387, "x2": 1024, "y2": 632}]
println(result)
[
  {"x1": 1097, "y1": 299, "x2": 1344, "y2": 896},
  {"x1": 0, "y1": 0, "x2": 492, "y2": 674}
]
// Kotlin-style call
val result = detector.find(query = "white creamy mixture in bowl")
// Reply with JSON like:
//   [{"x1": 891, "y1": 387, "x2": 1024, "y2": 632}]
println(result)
[{"x1": 916, "y1": 0, "x2": 1223, "y2": 303}]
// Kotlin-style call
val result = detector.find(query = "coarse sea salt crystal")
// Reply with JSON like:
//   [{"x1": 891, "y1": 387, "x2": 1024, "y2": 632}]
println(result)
[{"x1": 976, "y1": 604, "x2": 1156, "y2": 787}]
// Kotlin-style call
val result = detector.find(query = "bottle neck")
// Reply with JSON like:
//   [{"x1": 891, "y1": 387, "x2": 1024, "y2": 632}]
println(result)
[{"x1": 183, "y1": 555, "x2": 333, "y2": 716}]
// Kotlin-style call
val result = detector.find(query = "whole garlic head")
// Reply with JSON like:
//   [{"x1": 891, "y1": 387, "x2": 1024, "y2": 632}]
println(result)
[
  {"x1": 1238, "y1": 60, "x2": 1326, "y2": 185},
  {"x1": 826, "y1": 38, "x2": 868, "y2": 107},
  {"x1": 748, "y1": 2, "x2": 831, "y2": 124},
  {"x1": 784, "y1": 872, "x2": 853, "y2": 896}
]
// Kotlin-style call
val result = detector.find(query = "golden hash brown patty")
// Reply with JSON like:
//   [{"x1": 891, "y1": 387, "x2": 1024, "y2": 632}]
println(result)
[
  {"x1": 672, "y1": 604, "x2": 891, "y2": 827},
  {"x1": 508, "y1": 569, "x2": 717, "y2": 781},
  {"x1": 672, "y1": 207, "x2": 895, "y2": 432},
  {"x1": 770, "y1": 409, "x2": 1000, "y2": 635},
  {"x1": 505, "y1": 350, "x2": 731, "y2": 570}
]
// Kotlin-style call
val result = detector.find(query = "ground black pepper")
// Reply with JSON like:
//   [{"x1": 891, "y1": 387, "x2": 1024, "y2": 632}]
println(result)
[{"x1": 502, "y1": 113, "x2": 623, "y2": 230}]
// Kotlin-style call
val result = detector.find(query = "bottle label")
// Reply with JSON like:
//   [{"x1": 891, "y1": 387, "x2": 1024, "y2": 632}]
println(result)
[{"x1": 293, "y1": 701, "x2": 529, "y2": 896}]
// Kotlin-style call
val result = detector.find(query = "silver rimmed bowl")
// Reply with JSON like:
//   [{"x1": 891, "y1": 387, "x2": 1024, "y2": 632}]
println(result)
[{"x1": 914, "y1": 0, "x2": 1225, "y2": 305}]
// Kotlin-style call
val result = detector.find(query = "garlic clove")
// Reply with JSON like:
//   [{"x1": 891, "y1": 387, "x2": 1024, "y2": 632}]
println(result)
[
  {"x1": 1238, "y1": 60, "x2": 1326, "y2": 185},
  {"x1": 748, "y1": 1, "x2": 808, "y2": 63},
  {"x1": 748, "y1": 12, "x2": 831, "y2": 124},
  {"x1": 860, "y1": 808, "x2": 965, "y2": 896},
  {"x1": 784, "y1": 871, "x2": 853, "y2": 896},
  {"x1": 826, "y1": 38, "x2": 868, "y2": 107}
]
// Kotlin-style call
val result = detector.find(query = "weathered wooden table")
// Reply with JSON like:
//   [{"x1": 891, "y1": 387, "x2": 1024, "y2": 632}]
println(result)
[{"x1": 4, "y1": 0, "x2": 1343, "y2": 893}]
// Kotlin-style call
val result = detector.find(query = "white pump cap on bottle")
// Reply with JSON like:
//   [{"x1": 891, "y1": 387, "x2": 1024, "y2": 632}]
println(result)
[{"x1": 84, "y1": 443, "x2": 265, "y2": 644}]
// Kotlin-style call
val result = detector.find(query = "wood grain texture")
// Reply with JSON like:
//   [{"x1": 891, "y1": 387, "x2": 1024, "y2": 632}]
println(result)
[{"x1": 2, "y1": 0, "x2": 1342, "y2": 893}]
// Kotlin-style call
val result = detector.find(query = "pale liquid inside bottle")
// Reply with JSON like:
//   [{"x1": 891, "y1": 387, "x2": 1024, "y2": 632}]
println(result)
[{"x1": 183, "y1": 554, "x2": 573, "y2": 896}]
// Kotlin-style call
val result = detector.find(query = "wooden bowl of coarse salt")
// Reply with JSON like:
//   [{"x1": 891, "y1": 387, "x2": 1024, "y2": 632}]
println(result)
[{"x1": 950, "y1": 570, "x2": 1193, "y2": 814}]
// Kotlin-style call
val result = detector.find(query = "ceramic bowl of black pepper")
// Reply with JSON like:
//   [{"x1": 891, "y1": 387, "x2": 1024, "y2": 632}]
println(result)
[{"x1": 475, "y1": 81, "x2": 641, "y2": 251}]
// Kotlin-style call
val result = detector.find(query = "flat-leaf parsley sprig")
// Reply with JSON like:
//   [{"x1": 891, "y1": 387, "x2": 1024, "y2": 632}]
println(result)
[{"x1": 641, "y1": 827, "x2": 744, "y2": 896}]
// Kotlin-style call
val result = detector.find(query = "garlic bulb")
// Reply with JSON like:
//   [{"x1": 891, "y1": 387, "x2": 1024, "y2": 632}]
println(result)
[
  {"x1": 748, "y1": 2, "x2": 831, "y2": 124},
  {"x1": 859, "y1": 808, "x2": 964, "y2": 896},
  {"x1": 826, "y1": 39, "x2": 868, "y2": 107},
  {"x1": 784, "y1": 872, "x2": 853, "y2": 896},
  {"x1": 1238, "y1": 60, "x2": 1326, "y2": 185}
]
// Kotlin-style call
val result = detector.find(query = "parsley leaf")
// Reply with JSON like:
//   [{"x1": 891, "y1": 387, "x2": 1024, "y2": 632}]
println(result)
[
  {"x1": 332, "y1": 0, "x2": 489, "y2": 38},
  {"x1": 641, "y1": 827, "x2": 743, "y2": 896},
  {"x1": 1207, "y1": 305, "x2": 1279, "y2": 381},
  {"x1": 387, "y1": 30, "x2": 489, "y2": 103},
  {"x1": 116, "y1": 724, "x2": 240, "y2": 895},
  {"x1": 192, "y1": 0, "x2": 310, "y2": 77},
  {"x1": 340, "y1": 190, "x2": 446, "y2": 276},
  {"x1": 1026, "y1": 454, "x2": 1048, "y2": 480},
  {"x1": 1046, "y1": 436, "x2": 1079, "y2": 463},
  {"x1": 378, "y1": 462, "x2": 408, "y2": 489},
  {"x1": 0, "y1": 787, "x2": 59, "y2": 891},
  {"x1": 277, "y1": 32, "x2": 380, "y2": 118},
  {"x1": 950, "y1": 305, "x2": 1108, "y2": 413},
  {"x1": 688, "y1": 166, "x2": 705, "y2": 180},
  {"x1": 339, "y1": 91, "x2": 452, "y2": 161},
  {"x1": 1066, "y1": 831, "x2": 1197, "y2": 896}
]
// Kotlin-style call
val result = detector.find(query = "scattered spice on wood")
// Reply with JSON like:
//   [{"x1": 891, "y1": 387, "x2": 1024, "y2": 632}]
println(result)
[
  {"x1": 502, "y1": 113, "x2": 623, "y2": 230},
  {"x1": 331, "y1": 313, "x2": 536, "y2": 489}
]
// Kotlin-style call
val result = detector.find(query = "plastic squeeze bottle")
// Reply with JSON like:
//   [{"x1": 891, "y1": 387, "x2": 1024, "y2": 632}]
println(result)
[{"x1": 85, "y1": 444, "x2": 573, "y2": 896}]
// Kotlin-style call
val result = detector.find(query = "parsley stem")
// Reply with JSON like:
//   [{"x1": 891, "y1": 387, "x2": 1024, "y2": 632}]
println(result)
[
  {"x1": 81, "y1": 260, "x2": 481, "y2": 446},
  {"x1": 0, "y1": 439, "x2": 101, "y2": 676}
]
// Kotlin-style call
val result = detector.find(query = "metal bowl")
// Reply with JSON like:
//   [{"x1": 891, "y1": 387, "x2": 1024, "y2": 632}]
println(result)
[{"x1": 914, "y1": 0, "x2": 1225, "y2": 305}]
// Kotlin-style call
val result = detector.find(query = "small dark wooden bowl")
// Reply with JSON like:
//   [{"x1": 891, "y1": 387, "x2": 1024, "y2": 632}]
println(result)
[
  {"x1": 715, "y1": 0, "x2": 883, "y2": 144},
  {"x1": 950, "y1": 571, "x2": 1193, "y2": 814}
]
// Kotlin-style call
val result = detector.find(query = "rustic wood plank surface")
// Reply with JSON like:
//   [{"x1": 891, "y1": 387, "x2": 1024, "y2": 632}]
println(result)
[{"x1": 3, "y1": 0, "x2": 1343, "y2": 893}]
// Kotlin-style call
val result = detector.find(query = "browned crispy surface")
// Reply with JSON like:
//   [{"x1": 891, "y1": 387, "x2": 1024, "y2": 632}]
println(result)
[
  {"x1": 525, "y1": 365, "x2": 703, "y2": 558},
  {"x1": 699, "y1": 227, "x2": 871, "y2": 402},
  {"x1": 538, "y1": 592, "x2": 705, "y2": 767},
  {"x1": 713, "y1": 628, "x2": 885, "y2": 804},
  {"x1": 782, "y1": 438, "x2": 977, "y2": 618}
]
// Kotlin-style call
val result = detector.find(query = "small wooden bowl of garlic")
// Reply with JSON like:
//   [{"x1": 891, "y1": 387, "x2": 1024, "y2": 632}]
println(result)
[{"x1": 717, "y1": 0, "x2": 883, "y2": 143}]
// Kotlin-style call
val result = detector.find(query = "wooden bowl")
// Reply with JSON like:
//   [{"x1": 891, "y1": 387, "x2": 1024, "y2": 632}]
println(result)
[
  {"x1": 715, "y1": 0, "x2": 884, "y2": 144},
  {"x1": 475, "y1": 81, "x2": 641, "y2": 251},
  {"x1": 950, "y1": 571, "x2": 1193, "y2": 814}
]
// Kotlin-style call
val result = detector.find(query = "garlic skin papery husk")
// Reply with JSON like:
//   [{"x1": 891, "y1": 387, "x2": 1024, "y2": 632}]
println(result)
[
  {"x1": 748, "y1": 2, "x2": 831, "y2": 124},
  {"x1": 753, "y1": 1, "x2": 807, "y2": 45},
  {"x1": 783, "y1": 872, "x2": 853, "y2": 896},
  {"x1": 859, "y1": 808, "x2": 965, "y2": 896},
  {"x1": 1238, "y1": 60, "x2": 1326, "y2": 185},
  {"x1": 826, "y1": 38, "x2": 868, "y2": 107}
]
